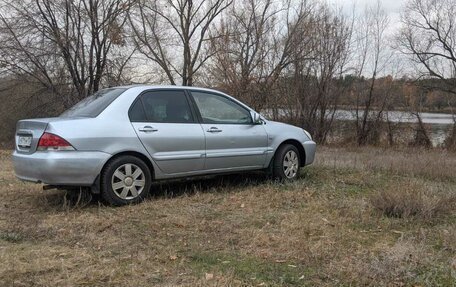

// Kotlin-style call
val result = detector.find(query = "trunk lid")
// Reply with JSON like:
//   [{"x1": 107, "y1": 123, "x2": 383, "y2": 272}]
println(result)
[{"x1": 15, "y1": 118, "x2": 62, "y2": 154}]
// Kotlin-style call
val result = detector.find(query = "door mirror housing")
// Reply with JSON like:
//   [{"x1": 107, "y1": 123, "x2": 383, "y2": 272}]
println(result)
[{"x1": 251, "y1": 111, "x2": 262, "y2": 125}]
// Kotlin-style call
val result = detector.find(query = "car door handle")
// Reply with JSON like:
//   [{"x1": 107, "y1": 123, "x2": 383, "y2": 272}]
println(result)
[
  {"x1": 139, "y1": 126, "x2": 158, "y2": 133},
  {"x1": 207, "y1": 127, "x2": 222, "y2": 133}
]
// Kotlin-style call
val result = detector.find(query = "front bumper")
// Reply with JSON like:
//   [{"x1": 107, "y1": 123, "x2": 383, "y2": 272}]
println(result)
[
  {"x1": 13, "y1": 150, "x2": 111, "y2": 186},
  {"x1": 302, "y1": 140, "x2": 316, "y2": 165}
]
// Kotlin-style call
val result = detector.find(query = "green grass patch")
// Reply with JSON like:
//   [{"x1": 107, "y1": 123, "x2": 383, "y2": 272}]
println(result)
[
  {"x1": 188, "y1": 251, "x2": 314, "y2": 285},
  {"x1": 0, "y1": 231, "x2": 24, "y2": 243},
  {"x1": 413, "y1": 264, "x2": 456, "y2": 286}
]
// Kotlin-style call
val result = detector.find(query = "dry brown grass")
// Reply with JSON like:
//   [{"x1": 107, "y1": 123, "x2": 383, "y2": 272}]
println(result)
[
  {"x1": 370, "y1": 181, "x2": 456, "y2": 219},
  {"x1": 0, "y1": 147, "x2": 455, "y2": 286},
  {"x1": 316, "y1": 146, "x2": 456, "y2": 181}
]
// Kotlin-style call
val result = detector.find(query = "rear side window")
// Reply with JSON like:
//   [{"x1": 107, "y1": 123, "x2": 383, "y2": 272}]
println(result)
[
  {"x1": 129, "y1": 99, "x2": 147, "y2": 122},
  {"x1": 140, "y1": 90, "x2": 194, "y2": 123},
  {"x1": 60, "y1": 88, "x2": 126, "y2": 118}
]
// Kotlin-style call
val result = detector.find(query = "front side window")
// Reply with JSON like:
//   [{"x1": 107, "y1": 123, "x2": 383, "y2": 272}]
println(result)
[
  {"x1": 140, "y1": 90, "x2": 194, "y2": 123},
  {"x1": 61, "y1": 88, "x2": 127, "y2": 118},
  {"x1": 191, "y1": 91, "x2": 252, "y2": 124}
]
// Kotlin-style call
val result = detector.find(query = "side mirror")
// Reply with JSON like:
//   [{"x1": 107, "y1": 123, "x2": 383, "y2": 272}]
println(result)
[{"x1": 251, "y1": 111, "x2": 262, "y2": 125}]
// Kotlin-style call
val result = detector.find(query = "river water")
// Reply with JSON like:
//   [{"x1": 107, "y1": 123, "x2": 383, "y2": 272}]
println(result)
[
  {"x1": 333, "y1": 110, "x2": 454, "y2": 146},
  {"x1": 264, "y1": 109, "x2": 454, "y2": 146},
  {"x1": 333, "y1": 110, "x2": 454, "y2": 125}
]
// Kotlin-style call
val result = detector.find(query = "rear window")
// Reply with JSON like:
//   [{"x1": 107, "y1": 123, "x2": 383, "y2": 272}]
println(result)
[{"x1": 60, "y1": 88, "x2": 127, "y2": 118}]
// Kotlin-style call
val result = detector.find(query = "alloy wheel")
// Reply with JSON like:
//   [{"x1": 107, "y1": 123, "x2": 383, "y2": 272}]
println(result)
[
  {"x1": 111, "y1": 163, "x2": 146, "y2": 200},
  {"x1": 283, "y1": 150, "x2": 299, "y2": 178}
]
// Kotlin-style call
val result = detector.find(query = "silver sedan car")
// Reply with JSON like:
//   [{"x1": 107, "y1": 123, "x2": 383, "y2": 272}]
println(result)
[{"x1": 13, "y1": 86, "x2": 316, "y2": 205}]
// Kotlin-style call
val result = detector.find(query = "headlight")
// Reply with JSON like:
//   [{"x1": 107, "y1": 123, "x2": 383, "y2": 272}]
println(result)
[{"x1": 303, "y1": 129, "x2": 312, "y2": 140}]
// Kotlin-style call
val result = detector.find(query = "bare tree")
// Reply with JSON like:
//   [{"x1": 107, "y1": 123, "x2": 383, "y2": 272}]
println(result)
[
  {"x1": 209, "y1": 0, "x2": 352, "y2": 143},
  {"x1": 208, "y1": 0, "x2": 314, "y2": 111},
  {"x1": 286, "y1": 4, "x2": 352, "y2": 143},
  {"x1": 351, "y1": 1, "x2": 393, "y2": 145},
  {"x1": 399, "y1": 0, "x2": 456, "y2": 92},
  {"x1": 130, "y1": 0, "x2": 232, "y2": 86},
  {"x1": 0, "y1": 0, "x2": 134, "y2": 108},
  {"x1": 399, "y1": 0, "x2": 456, "y2": 149}
]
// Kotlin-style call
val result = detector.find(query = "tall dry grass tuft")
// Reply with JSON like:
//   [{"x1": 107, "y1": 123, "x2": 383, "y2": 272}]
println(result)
[
  {"x1": 345, "y1": 239, "x2": 429, "y2": 285},
  {"x1": 369, "y1": 181, "x2": 456, "y2": 219},
  {"x1": 316, "y1": 146, "x2": 456, "y2": 181}
]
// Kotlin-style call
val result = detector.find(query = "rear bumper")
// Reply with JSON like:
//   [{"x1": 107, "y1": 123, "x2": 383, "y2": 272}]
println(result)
[
  {"x1": 12, "y1": 150, "x2": 111, "y2": 186},
  {"x1": 302, "y1": 140, "x2": 316, "y2": 165}
]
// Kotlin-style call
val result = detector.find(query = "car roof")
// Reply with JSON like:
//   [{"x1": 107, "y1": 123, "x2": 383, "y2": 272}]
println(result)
[
  {"x1": 116, "y1": 84, "x2": 224, "y2": 94},
  {"x1": 110, "y1": 84, "x2": 256, "y2": 113},
  {"x1": 97, "y1": 83, "x2": 263, "y2": 121}
]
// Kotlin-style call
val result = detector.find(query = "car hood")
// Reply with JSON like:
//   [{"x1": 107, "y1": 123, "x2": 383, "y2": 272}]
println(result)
[
  {"x1": 266, "y1": 120, "x2": 302, "y2": 132},
  {"x1": 264, "y1": 120, "x2": 311, "y2": 141}
]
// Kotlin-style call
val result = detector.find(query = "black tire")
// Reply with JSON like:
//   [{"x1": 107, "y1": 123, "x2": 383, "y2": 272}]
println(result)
[
  {"x1": 272, "y1": 144, "x2": 301, "y2": 181},
  {"x1": 100, "y1": 155, "x2": 152, "y2": 206}
]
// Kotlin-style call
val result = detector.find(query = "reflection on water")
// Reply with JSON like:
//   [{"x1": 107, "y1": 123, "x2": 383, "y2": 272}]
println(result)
[{"x1": 426, "y1": 124, "x2": 452, "y2": 147}]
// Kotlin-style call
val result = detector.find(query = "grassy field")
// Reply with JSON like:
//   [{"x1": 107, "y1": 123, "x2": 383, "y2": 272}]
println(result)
[{"x1": 0, "y1": 147, "x2": 455, "y2": 286}]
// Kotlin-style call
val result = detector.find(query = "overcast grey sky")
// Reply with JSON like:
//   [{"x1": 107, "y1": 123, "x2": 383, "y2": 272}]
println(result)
[
  {"x1": 325, "y1": 0, "x2": 410, "y2": 76},
  {"x1": 327, "y1": 0, "x2": 405, "y2": 15},
  {"x1": 327, "y1": 0, "x2": 406, "y2": 33}
]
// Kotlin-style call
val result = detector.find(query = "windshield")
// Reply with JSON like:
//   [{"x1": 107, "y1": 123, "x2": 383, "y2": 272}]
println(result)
[{"x1": 60, "y1": 88, "x2": 127, "y2": 118}]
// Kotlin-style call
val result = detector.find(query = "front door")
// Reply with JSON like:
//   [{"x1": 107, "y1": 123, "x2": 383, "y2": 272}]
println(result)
[
  {"x1": 130, "y1": 90, "x2": 205, "y2": 174},
  {"x1": 189, "y1": 90, "x2": 268, "y2": 170}
]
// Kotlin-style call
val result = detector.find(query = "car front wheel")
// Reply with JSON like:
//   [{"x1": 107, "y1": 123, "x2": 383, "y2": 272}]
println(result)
[
  {"x1": 101, "y1": 155, "x2": 152, "y2": 206},
  {"x1": 272, "y1": 144, "x2": 301, "y2": 181}
]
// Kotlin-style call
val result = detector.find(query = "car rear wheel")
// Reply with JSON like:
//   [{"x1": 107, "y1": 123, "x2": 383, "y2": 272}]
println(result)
[
  {"x1": 101, "y1": 155, "x2": 152, "y2": 206},
  {"x1": 272, "y1": 144, "x2": 301, "y2": 181}
]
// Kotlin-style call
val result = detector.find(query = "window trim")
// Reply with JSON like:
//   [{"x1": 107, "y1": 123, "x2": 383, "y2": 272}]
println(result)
[
  {"x1": 128, "y1": 89, "x2": 197, "y2": 124},
  {"x1": 187, "y1": 90, "x2": 253, "y2": 125}
]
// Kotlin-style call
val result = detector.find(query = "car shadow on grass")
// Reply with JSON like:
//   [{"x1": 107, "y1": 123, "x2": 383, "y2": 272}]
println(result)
[
  {"x1": 43, "y1": 171, "x2": 274, "y2": 209},
  {"x1": 150, "y1": 167, "x2": 317, "y2": 200},
  {"x1": 150, "y1": 171, "x2": 271, "y2": 199}
]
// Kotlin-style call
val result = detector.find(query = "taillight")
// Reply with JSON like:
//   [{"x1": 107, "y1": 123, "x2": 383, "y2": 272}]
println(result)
[{"x1": 37, "y1": 132, "x2": 75, "y2": 151}]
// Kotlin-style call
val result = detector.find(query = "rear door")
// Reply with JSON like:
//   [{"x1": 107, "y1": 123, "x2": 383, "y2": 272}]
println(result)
[
  {"x1": 189, "y1": 90, "x2": 268, "y2": 170},
  {"x1": 130, "y1": 90, "x2": 206, "y2": 174}
]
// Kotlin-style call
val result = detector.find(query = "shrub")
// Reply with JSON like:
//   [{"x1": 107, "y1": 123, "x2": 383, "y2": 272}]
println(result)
[
  {"x1": 444, "y1": 124, "x2": 456, "y2": 151},
  {"x1": 369, "y1": 182, "x2": 456, "y2": 219}
]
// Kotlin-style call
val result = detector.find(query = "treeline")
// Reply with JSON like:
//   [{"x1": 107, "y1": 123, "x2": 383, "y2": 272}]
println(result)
[
  {"x1": 336, "y1": 76, "x2": 455, "y2": 112},
  {"x1": 0, "y1": 0, "x2": 455, "y2": 149}
]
